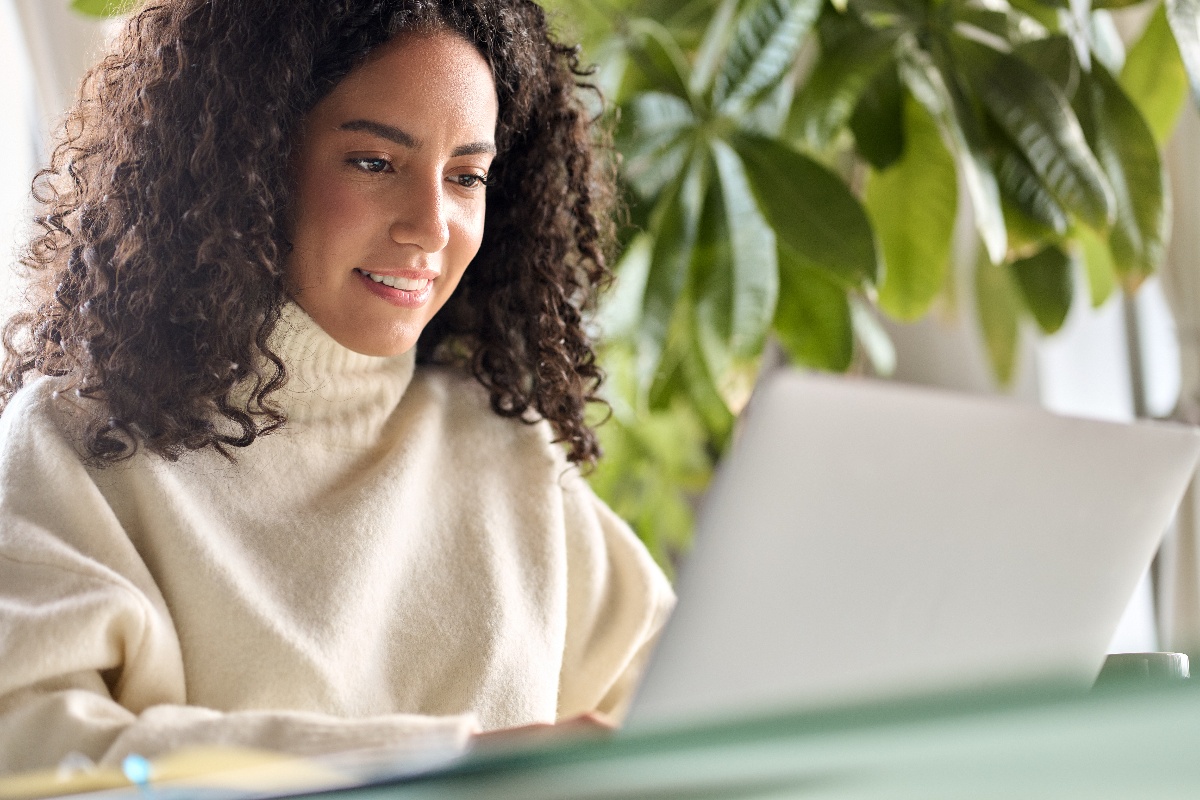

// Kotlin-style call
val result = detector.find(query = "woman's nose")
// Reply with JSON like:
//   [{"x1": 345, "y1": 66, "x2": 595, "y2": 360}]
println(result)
[{"x1": 390, "y1": 178, "x2": 450, "y2": 253}]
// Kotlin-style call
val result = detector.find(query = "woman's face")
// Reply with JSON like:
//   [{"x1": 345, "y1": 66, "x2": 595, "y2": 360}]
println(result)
[{"x1": 286, "y1": 30, "x2": 499, "y2": 356}]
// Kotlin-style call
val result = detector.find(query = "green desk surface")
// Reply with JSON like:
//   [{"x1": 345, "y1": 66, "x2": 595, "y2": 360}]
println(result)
[{"x1": 309, "y1": 680, "x2": 1200, "y2": 799}]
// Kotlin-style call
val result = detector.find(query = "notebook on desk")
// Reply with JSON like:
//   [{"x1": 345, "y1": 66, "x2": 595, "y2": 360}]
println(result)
[{"x1": 626, "y1": 371, "x2": 1200, "y2": 730}]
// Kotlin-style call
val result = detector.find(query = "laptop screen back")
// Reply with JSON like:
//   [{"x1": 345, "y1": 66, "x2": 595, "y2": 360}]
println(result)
[{"x1": 627, "y1": 373, "x2": 1200, "y2": 729}]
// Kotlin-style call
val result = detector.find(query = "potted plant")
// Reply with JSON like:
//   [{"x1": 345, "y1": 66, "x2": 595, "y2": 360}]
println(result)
[{"x1": 546, "y1": 0, "x2": 1200, "y2": 568}]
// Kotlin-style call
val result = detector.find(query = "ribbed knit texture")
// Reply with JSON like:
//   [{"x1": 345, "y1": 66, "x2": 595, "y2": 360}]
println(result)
[{"x1": 271, "y1": 304, "x2": 417, "y2": 432}]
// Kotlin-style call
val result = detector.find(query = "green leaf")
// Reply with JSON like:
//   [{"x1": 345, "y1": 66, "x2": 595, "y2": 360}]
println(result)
[
  {"x1": 710, "y1": 139, "x2": 779, "y2": 356},
  {"x1": 591, "y1": 40, "x2": 633, "y2": 105},
  {"x1": 850, "y1": 64, "x2": 906, "y2": 170},
  {"x1": 619, "y1": 92, "x2": 697, "y2": 199},
  {"x1": 647, "y1": 316, "x2": 690, "y2": 412},
  {"x1": 995, "y1": 143, "x2": 1070, "y2": 237},
  {"x1": 1089, "y1": 10, "x2": 1126, "y2": 73},
  {"x1": 850, "y1": 0, "x2": 923, "y2": 16},
  {"x1": 1121, "y1": 3, "x2": 1190, "y2": 146},
  {"x1": 1013, "y1": 35, "x2": 1079, "y2": 95},
  {"x1": 690, "y1": 171, "x2": 737, "y2": 385},
  {"x1": 954, "y1": 6, "x2": 1013, "y2": 40},
  {"x1": 1077, "y1": 224, "x2": 1117, "y2": 307},
  {"x1": 975, "y1": 253, "x2": 1023, "y2": 386},
  {"x1": 955, "y1": 4, "x2": 1052, "y2": 45},
  {"x1": 683, "y1": 314, "x2": 737, "y2": 445},
  {"x1": 1167, "y1": 0, "x2": 1200, "y2": 108},
  {"x1": 867, "y1": 95, "x2": 958, "y2": 321},
  {"x1": 643, "y1": 0, "x2": 725, "y2": 39},
  {"x1": 960, "y1": 41, "x2": 1115, "y2": 231},
  {"x1": 898, "y1": 41, "x2": 1008, "y2": 265},
  {"x1": 739, "y1": 63, "x2": 800, "y2": 137},
  {"x1": 1000, "y1": 203, "x2": 1060, "y2": 264},
  {"x1": 1010, "y1": 0, "x2": 1069, "y2": 9},
  {"x1": 690, "y1": 0, "x2": 740, "y2": 97},
  {"x1": 814, "y1": 0, "x2": 869, "y2": 49},
  {"x1": 623, "y1": 91, "x2": 697, "y2": 139},
  {"x1": 715, "y1": 0, "x2": 822, "y2": 110},
  {"x1": 789, "y1": 26, "x2": 900, "y2": 149},
  {"x1": 1009, "y1": 245, "x2": 1074, "y2": 334},
  {"x1": 734, "y1": 133, "x2": 879, "y2": 285},
  {"x1": 851, "y1": 299, "x2": 897, "y2": 376},
  {"x1": 687, "y1": 170, "x2": 765, "y2": 417},
  {"x1": 71, "y1": 0, "x2": 138, "y2": 15},
  {"x1": 624, "y1": 18, "x2": 694, "y2": 102},
  {"x1": 599, "y1": 233, "x2": 653, "y2": 340},
  {"x1": 1080, "y1": 66, "x2": 1168, "y2": 289},
  {"x1": 542, "y1": 0, "x2": 647, "y2": 55},
  {"x1": 640, "y1": 154, "x2": 708, "y2": 388},
  {"x1": 774, "y1": 244, "x2": 854, "y2": 371},
  {"x1": 1007, "y1": 0, "x2": 1066, "y2": 29}
]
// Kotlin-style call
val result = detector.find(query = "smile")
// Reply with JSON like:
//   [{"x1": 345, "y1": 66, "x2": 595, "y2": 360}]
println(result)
[{"x1": 357, "y1": 269, "x2": 432, "y2": 292}]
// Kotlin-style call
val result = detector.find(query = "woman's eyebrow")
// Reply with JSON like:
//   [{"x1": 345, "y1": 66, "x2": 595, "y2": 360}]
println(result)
[
  {"x1": 341, "y1": 119, "x2": 418, "y2": 147},
  {"x1": 339, "y1": 119, "x2": 495, "y2": 157},
  {"x1": 451, "y1": 141, "x2": 497, "y2": 157}
]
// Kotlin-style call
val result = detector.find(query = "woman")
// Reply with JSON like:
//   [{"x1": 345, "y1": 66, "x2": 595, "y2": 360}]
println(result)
[{"x1": 0, "y1": 0, "x2": 672, "y2": 774}]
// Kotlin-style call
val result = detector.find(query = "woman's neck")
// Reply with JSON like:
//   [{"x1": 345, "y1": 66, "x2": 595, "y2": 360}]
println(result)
[{"x1": 269, "y1": 302, "x2": 417, "y2": 430}]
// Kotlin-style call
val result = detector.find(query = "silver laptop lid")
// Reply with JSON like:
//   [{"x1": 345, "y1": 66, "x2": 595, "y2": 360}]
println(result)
[{"x1": 628, "y1": 371, "x2": 1200, "y2": 729}]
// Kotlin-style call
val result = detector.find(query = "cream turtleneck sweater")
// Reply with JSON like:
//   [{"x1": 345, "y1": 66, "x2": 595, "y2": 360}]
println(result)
[{"x1": 0, "y1": 307, "x2": 673, "y2": 774}]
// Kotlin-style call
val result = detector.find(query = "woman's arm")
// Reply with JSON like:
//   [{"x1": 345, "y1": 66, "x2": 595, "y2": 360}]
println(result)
[
  {"x1": 555, "y1": 471, "x2": 676, "y2": 723},
  {"x1": 0, "y1": 386, "x2": 476, "y2": 774},
  {"x1": 0, "y1": 558, "x2": 476, "y2": 773}
]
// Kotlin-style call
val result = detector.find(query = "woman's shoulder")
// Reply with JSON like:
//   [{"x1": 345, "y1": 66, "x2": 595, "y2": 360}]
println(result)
[
  {"x1": 0, "y1": 376, "x2": 86, "y2": 450},
  {"x1": 0, "y1": 378, "x2": 112, "y2": 509}
]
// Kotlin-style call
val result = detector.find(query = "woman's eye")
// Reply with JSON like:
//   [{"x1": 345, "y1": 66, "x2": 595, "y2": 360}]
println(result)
[
  {"x1": 349, "y1": 157, "x2": 391, "y2": 173},
  {"x1": 451, "y1": 173, "x2": 489, "y2": 190}
]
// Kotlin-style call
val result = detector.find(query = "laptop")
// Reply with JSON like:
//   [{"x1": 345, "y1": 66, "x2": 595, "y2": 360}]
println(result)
[{"x1": 627, "y1": 370, "x2": 1200, "y2": 730}]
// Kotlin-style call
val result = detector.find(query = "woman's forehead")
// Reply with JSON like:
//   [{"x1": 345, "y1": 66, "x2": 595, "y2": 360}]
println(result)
[{"x1": 309, "y1": 30, "x2": 498, "y2": 144}]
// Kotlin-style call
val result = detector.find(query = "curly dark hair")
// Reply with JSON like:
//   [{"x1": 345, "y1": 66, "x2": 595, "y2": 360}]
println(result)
[{"x1": 2, "y1": 0, "x2": 616, "y2": 465}]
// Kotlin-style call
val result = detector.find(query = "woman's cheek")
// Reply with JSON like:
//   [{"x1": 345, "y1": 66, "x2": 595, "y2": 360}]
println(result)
[
  {"x1": 310, "y1": 174, "x2": 373, "y2": 241},
  {"x1": 453, "y1": 203, "x2": 487, "y2": 258}
]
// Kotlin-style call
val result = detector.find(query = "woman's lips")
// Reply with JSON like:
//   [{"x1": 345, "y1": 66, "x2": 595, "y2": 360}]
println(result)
[{"x1": 355, "y1": 268, "x2": 436, "y2": 308}]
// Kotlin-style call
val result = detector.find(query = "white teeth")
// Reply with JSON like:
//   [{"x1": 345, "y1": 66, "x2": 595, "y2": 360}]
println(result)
[{"x1": 361, "y1": 270, "x2": 430, "y2": 292}]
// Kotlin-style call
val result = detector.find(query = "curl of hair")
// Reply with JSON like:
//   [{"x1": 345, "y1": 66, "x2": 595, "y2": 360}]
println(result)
[{"x1": 2, "y1": 0, "x2": 616, "y2": 466}]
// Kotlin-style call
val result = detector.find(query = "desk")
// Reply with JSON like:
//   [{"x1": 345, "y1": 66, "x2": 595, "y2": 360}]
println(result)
[{"x1": 312, "y1": 681, "x2": 1200, "y2": 799}]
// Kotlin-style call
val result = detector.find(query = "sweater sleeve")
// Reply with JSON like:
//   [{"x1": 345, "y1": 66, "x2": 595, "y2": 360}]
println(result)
[
  {"x1": 0, "y1": 386, "x2": 475, "y2": 775},
  {"x1": 555, "y1": 470, "x2": 675, "y2": 723}
]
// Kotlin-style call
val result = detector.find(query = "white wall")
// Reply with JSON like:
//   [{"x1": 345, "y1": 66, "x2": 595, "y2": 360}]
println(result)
[
  {"x1": 0, "y1": 0, "x2": 36, "y2": 314},
  {"x1": 1, "y1": 0, "x2": 116, "y2": 316}
]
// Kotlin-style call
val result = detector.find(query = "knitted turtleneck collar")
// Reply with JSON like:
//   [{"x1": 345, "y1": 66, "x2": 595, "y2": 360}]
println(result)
[{"x1": 269, "y1": 302, "x2": 417, "y2": 432}]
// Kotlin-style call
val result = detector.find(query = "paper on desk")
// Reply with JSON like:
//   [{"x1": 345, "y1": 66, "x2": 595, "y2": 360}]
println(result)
[
  {"x1": 0, "y1": 738, "x2": 466, "y2": 800},
  {"x1": 0, "y1": 747, "x2": 344, "y2": 800}
]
